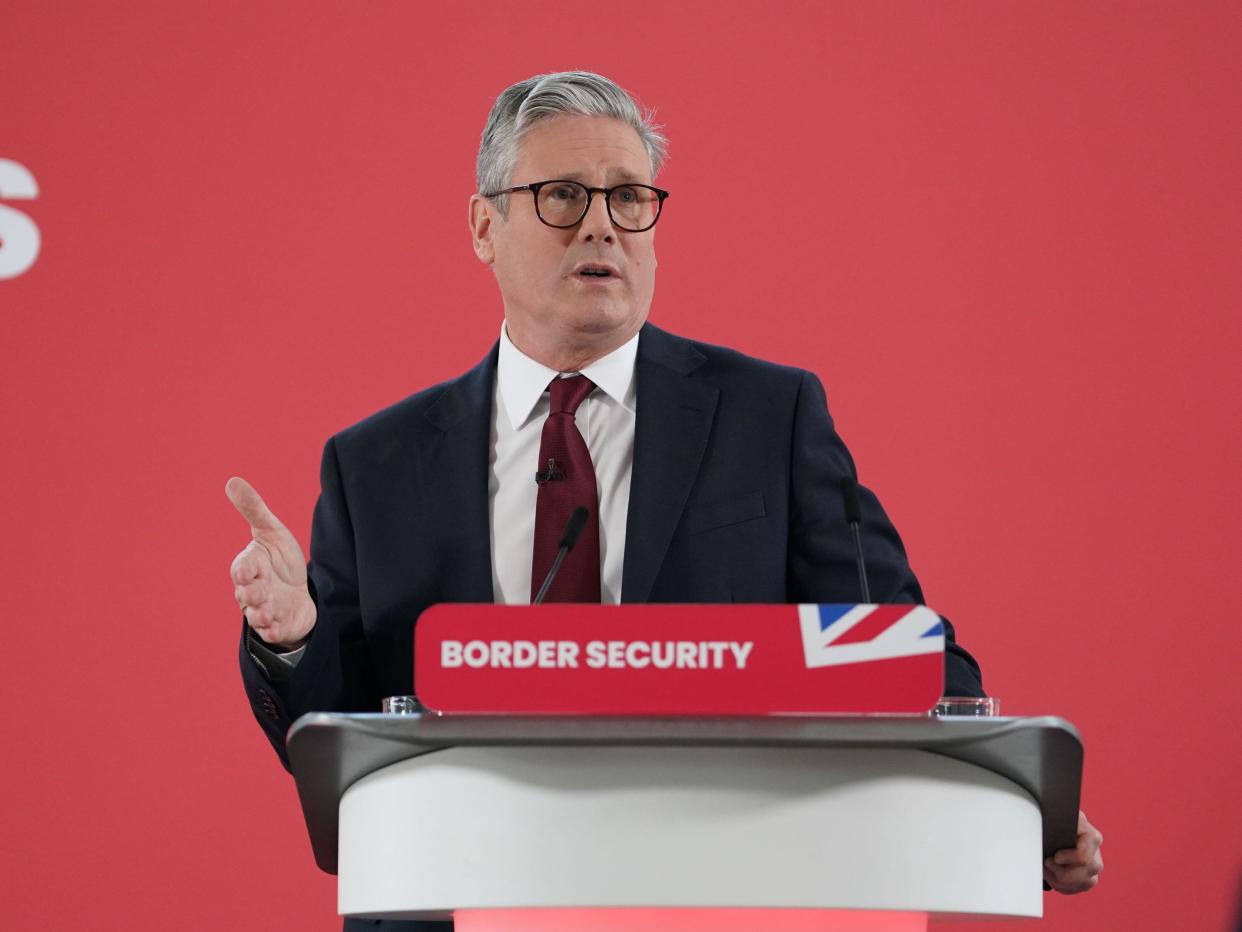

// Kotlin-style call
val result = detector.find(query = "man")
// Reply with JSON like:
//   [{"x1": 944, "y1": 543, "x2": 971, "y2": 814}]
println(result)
[{"x1": 228, "y1": 72, "x2": 1102, "y2": 930}]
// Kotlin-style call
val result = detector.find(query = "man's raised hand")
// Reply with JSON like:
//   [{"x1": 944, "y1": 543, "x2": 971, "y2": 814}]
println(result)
[{"x1": 226, "y1": 477, "x2": 317, "y2": 649}]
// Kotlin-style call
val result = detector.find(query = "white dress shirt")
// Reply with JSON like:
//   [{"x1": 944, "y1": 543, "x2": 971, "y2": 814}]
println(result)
[
  {"x1": 250, "y1": 321, "x2": 639, "y2": 677},
  {"x1": 491, "y1": 321, "x2": 638, "y2": 605}
]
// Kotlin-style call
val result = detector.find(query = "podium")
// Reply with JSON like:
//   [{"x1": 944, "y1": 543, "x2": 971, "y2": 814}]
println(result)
[{"x1": 287, "y1": 714, "x2": 1082, "y2": 928}]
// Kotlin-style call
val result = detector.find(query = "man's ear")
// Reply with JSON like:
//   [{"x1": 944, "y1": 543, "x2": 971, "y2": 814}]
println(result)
[{"x1": 468, "y1": 195, "x2": 496, "y2": 265}]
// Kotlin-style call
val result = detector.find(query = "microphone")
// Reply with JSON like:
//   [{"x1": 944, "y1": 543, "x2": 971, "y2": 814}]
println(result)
[
  {"x1": 535, "y1": 458, "x2": 565, "y2": 485},
  {"x1": 532, "y1": 506, "x2": 590, "y2": 605},
  {"x1": 840, "y1": 475, "x2": 872, "y2": 603}
]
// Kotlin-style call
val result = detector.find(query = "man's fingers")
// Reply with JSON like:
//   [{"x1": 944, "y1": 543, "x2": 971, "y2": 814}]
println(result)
[
  {"x1": 1070, "y1": 810, "x2": 1104, "y2": 867},
  {"x1": 1077, "y1": 833, "x2": 1100, "y2": 861},
  {"x1": 230, "y1": 542, "x2": 268, "y2": 585},
  {"x1": 1046, "y1": 824, "x2": 1103, "y2": 896},
  {"x1": 1049, "y1": 842, "x2": 1103, "y2": 871},
  {"x1": 246, "y1": 609, "x2": 310, "y2": 649},
  {"x1": 1077, "y1": 811, "x2": 1103, "y2": 847},
  {"x1": 1045, "y1": 860, "x2": 1101, "y2": 894},
  {"x1": 245, "y1": 603, "x2": 274, "y2": 629},
  {"x1": 235, "y1": 580, "x2": 271, "y2": 609},
  {"x1": 226, "y1": 476, "x2": 284, "y2": 532}
]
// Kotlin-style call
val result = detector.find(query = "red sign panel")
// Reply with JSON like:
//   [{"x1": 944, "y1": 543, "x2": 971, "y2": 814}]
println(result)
[{"x1": 414, "y1": 604, "x2": 945, "y2": 715}]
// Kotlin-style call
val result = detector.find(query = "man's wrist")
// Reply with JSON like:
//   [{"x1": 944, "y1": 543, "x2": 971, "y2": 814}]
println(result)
[
  {"x1": 246, "y1": 629, "x2": 309, "y2": 681},
  {"x1": 251, "y1": 630, "x2": 309, "y2": 654}
]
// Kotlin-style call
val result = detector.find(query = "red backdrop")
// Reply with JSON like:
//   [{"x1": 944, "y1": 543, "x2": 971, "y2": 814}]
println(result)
[{"x1": 3, "y1": 2, "x2": 1239, "y2": 929}]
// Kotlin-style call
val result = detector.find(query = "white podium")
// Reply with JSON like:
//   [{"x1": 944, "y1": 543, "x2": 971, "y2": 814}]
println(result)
[{"x1": 287, "y1": 715, "x2": 1082, "y2": 928}]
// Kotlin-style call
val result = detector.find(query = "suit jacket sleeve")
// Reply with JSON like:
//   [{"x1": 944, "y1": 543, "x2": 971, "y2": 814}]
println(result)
[
  {"x1": 786, "y1": 370, "x2": 984, "y2": 697},
  {"x1": 239, "y1": 435, "x2": 380, "y2": 770}
]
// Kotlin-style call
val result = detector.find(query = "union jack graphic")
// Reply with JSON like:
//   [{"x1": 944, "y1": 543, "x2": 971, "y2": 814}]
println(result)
[{"x1": 797, "y1": 604, "x2": 945, "y2": 668}]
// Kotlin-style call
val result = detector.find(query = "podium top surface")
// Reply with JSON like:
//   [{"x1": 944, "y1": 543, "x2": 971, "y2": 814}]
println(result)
[{"x1": 286, "y1": 713, "x2": 1083, "y2": 875}]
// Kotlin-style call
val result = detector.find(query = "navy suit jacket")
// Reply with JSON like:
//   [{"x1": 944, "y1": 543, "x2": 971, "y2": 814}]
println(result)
[{"x1": 241, "y1": 323, "x2": 984, "y2": 769}]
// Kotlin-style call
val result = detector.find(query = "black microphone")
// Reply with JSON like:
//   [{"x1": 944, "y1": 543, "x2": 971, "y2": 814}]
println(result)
[
  {"x1": 532, "y1": 506, "x2": 590, "y2": 605},
  {"x1": 840, "y1": 475, "x2": 872, "y2": 603},
  {"x1": 535, "y1": 458, "x2": 565, "y2": 485}
]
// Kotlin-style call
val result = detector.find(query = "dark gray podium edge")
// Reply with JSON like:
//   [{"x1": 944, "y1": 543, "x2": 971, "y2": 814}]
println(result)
[{"x1": 286, "y1": 714, "x2": 1083, "y2": 875}]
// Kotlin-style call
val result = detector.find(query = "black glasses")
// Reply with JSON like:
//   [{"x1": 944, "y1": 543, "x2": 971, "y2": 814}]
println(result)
[{"x1": 482, "y1": 180, "x2": 669, "y2": 232}]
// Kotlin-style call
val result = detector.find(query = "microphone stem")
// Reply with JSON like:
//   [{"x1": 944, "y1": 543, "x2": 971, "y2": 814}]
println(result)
[
  {"x1": 849, "y1": 522, "x2": 871, "y2": 603},
  {"x1": 533, "y1": 546, "x2": 569, "y2": 605}
]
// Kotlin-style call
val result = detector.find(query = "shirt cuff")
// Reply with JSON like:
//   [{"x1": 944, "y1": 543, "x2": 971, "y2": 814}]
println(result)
[{"x1": 246, "y1": 631, "x2": 308, "y2": 681}]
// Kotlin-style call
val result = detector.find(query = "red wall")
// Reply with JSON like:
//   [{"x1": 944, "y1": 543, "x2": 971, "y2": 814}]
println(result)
[{"x1": 3, "y1": 3, "x2": 1239, "y2": 929}]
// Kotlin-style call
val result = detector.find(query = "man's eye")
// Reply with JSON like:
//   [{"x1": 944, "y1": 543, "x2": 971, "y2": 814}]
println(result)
[
  {"x1": 613, "y1": 187, "x2": 638, "y2": 203},
  {"x1": 550, "y1": 186, "x2": 581, "y2": 201}
]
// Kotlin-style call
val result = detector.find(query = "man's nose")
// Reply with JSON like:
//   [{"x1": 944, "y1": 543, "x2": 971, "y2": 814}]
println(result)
[{"x1": 576, "y1": 191, "x2": 616, "y2": 243}]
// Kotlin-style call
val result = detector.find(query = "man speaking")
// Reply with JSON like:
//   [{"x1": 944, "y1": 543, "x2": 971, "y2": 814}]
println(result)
[{"x1": 227, "y1": 72, "x2": 1101, "y2": 929}]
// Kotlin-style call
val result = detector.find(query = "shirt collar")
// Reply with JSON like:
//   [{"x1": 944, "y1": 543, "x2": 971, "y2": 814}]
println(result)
[{"x1": 497, "y1": 321, "x2": 640, "y2": 430}]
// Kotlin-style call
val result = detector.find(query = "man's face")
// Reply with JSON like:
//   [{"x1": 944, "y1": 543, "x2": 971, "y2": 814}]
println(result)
[{"x1": 470, "y1": 115, "x2": 658, "y2": 365}]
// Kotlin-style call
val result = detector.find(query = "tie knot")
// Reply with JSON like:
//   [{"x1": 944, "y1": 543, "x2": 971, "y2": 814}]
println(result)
[{"x1": 548, "y1": 375, "x2": 595, "y2": 415}]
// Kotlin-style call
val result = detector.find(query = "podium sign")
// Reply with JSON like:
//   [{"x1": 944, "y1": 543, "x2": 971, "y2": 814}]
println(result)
[{"x1": 415, "y1": 603, "x2": 945, "y2": 715}]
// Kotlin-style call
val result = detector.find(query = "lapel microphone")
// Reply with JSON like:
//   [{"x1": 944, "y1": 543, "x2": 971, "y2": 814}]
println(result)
[
  {"x1": 535, "y1": 458, "x2": 565, "y2": 485},
  {"x1": 840, "y1": 475, "x2": 872, "y2": 603},
  {"x1": 532, "y1": 506, "x2": 590, "y2": 604}
]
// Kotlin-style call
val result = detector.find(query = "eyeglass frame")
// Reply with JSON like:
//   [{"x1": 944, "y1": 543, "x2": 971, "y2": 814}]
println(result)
[{"x1": 481, "y1": 180, "x2": 670, "y2": 232}]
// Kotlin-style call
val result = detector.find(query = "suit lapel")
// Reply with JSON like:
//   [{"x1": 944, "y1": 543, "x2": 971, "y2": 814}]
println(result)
[
  {"x1": 422, "y1": 345, "x2": 498, "y2": 603},
  {"x1": 622, "y1": 325, "x2": 719, "y2": 603}
]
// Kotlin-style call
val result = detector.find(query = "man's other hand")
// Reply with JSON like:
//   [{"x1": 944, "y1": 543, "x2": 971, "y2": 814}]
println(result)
[
  {"x1": 226, "y1": 477, "x2": 317, "y2": 649},
  {"x1": 1045, "y1": 810, "x2": 1103, "y2": 894}
]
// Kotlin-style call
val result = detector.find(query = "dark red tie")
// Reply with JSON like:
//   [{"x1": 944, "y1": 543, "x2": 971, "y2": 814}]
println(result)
[{"x1": 531, "y1": 375, "x2": 601, "y2": 603}]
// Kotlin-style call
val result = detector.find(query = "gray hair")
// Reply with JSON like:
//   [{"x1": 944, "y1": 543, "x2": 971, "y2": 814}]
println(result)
[{"x1": 476, "y1": 71, "x2": 668, "y2": 214}]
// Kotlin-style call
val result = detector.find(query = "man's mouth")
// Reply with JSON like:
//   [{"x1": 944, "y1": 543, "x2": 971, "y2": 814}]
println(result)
[{"x1": 573, "y1": 263, "x2": 621, "y2": 280}]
